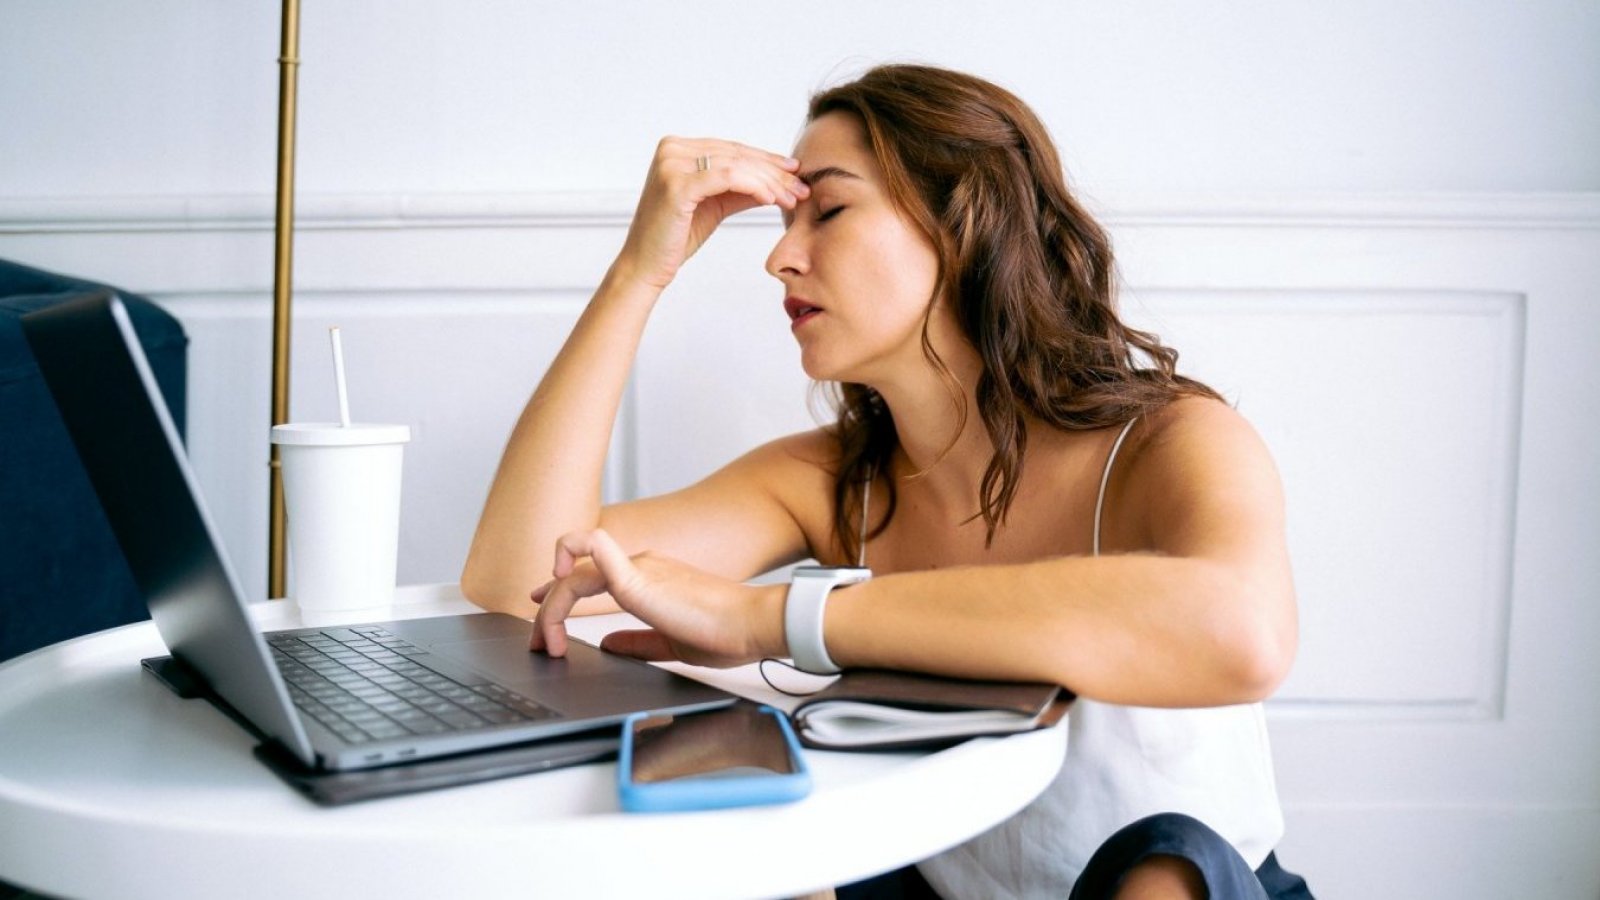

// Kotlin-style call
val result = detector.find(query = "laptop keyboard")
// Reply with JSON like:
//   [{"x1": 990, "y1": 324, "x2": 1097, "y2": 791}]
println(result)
[{"x1": 266, "y1": 626, "x2": 559, "y2": 745}]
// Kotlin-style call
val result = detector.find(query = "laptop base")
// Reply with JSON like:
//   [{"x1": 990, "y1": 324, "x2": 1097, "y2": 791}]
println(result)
[
  {"x1": 143, "y1": 655, "x2": 206, "y2": 699},
  {"x1": 145, "y1": 654, "x2": 620, "y2": 805},
  {"x1": 252, "y1": 731, "x2": 619, "y2": 806}
]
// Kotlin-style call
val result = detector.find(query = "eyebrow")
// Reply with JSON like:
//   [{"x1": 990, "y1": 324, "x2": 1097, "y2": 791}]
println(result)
[{"x1": 798, "y1": 165, "x2": 864, "y2": 188}]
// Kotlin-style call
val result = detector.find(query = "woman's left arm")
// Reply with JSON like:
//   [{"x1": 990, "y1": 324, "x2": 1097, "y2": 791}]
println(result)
[
  {"x1": 826, "y1": 401, "x2": 1298, "y2": 707},
  {"x1": 532, "y1": 402, "x2": 1297, "y2": 708}
]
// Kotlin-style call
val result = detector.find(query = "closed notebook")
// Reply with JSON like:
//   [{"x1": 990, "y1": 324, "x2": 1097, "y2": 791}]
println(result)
[{"x1": 790, "y1": 669, "x2": 1072, "y2": 751}]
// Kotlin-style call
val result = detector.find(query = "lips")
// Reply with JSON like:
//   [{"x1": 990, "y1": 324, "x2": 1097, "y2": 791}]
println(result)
[{"x1": 784, "y1": 296, "x2": 823, "y2": 327}]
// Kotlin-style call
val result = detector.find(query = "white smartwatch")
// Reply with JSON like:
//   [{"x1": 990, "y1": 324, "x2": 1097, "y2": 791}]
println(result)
[{"x1": 784, "y1": 565, "x2": 872, "y2": 675}]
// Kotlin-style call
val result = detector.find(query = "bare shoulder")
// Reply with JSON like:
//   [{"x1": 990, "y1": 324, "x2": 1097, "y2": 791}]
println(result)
[
  {"x1": 1114, "y1": 396, "x2": 1287, "y2": 553},
  {"x1": 713, "y1": 424, "x2": 838, "y2": 511},
  {"x1": 1130, "y1": 396, "x2": 1275, "y2": 474},
  {"x1": 724, "y1": 427, "x2": 837, "y2": 482},
  {"x1": 716, "y1": 428, "x2": 841, "y2": 556}
]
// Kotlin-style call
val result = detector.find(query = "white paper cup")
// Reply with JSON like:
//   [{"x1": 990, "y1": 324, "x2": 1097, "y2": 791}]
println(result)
[{"x1": 271, "y1": 423, "x2": 410, "y2": 613}]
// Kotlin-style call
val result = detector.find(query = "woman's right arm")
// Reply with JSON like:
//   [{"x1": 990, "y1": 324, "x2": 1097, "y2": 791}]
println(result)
[
  {"x1": 459, "y1": 263, "x2": 658, "y2": 614},
  {"x1": 460, "y1": 138, "x2": 811, "y2": 615}
]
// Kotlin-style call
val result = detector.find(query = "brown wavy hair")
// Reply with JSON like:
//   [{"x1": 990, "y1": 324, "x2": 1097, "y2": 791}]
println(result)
[{"x1": 809, "y1": 64, "x2": 1220, "y2": 560}]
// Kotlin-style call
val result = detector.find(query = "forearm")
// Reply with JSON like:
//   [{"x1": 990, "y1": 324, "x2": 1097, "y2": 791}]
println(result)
[
  {"x1": 819, "y1": 555, "x2": 1295, "y2": 707},
  {"x1": 462, "y1": 263, "x2": 660, "y2": 614}
]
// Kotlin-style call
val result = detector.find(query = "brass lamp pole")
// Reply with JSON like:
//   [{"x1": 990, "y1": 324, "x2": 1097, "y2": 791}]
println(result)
[{"x1": 268, "y1": 0, "x2": 302, "y2": 599}]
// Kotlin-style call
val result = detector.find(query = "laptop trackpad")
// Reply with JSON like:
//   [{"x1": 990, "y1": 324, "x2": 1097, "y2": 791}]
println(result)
[
  {"x1": 426, "y1": 636, "x2": 713, "y2": 716},
  {"x1": 429, "y1": 636, "x2": 608, "y2": 684}
]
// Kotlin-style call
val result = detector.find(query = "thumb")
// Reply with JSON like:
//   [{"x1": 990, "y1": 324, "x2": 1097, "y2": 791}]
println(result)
[{"x1": 600, "y1": 629, "x2": 679, "y2": 662}]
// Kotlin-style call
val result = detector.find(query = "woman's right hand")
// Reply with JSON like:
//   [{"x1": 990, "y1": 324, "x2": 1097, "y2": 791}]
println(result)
[
  {"x1": 528, "y1": 528, "x2": 786, "y2": 669},
  {"x1": 612, "y1": 137, "x2": 810, "y2": 291}
]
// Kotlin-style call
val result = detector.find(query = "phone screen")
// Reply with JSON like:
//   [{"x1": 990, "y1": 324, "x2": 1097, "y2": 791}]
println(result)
[{"x1": 628, "y1": 703, "x2": 798, "y2": 784}]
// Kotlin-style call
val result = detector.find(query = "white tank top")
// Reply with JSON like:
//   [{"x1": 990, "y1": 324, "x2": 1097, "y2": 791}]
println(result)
[{"x1": 873, "y1": 418, "x2": 1286, "y2": 898}]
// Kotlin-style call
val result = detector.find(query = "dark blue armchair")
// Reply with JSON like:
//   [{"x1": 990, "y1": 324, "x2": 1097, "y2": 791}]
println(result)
[{"x1": 0, "y1": 258, "x2": 188, "y2": 662}]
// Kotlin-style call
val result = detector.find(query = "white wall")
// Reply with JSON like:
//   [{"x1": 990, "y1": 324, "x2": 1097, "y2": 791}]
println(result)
[
  {"x1": 3, "y1": 1, "x2": 1597, "y2": 198},
  {"x1": 3, "y1": 2, "x2": 1598, "y2": 898}
]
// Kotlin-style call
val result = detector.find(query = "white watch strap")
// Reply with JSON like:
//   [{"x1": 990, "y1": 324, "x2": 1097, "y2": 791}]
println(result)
[{"x1": 784, "y1": 566, "x2": 870, "y2": 675}]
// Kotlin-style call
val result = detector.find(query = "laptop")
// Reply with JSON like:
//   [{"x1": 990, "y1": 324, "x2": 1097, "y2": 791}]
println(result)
[{"x1": 22, "y1": 291, "x2": 733, "y2": 773}]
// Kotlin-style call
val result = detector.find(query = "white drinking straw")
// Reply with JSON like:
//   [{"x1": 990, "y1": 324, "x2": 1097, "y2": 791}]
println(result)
[{"x1": 330, "y1": 326, "x2": 352, "y2": 427}]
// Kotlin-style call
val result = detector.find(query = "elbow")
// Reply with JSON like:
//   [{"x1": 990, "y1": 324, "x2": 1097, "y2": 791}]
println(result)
[
  {"x1": 1224, "y1": 612, "x2": 1297, "y2": 704},
  {"x1": 1230, "y1": 642, "x2": 1290, "y2": 704},
  {"x1": 459, "y1": 561, "x2": 492, "y2": 609},
  {"x1": 459, "y1": 566, "x2": 529, "y2": 618},
  {"x1": 1204, "y1": 562, "x2": 1298, "y2": 704}
]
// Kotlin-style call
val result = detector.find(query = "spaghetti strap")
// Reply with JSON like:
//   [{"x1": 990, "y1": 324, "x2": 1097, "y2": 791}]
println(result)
[
  {"x1": 1093, "y1": 418, "x2": 1139, "y2": 557},
  {"x1": 857, "y1": 470, "x2": 872, "y2": 568}
]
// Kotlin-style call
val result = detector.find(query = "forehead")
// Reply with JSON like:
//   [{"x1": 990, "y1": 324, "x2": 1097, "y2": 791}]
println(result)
[{"x1": 793, "y1": 112, "x2": 877, "y2": 182}]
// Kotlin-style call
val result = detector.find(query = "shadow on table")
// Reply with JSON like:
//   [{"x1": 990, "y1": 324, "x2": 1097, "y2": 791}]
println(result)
[{"x1": 0, "y1": 879, "x2": 60, "y2": 899}]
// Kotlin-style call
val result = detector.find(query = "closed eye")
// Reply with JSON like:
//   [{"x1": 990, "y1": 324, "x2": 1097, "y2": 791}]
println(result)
[{"x1": 817, "y1": 205, "x2": 845, "y2": 223}]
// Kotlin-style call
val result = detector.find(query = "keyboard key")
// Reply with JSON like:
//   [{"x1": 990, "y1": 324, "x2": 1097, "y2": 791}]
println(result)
[
  {"x1": 436, "y1": 709, "x2": 487, "y2": 728},
  {"x1": 361, "y1": 721, "x2": 409, "y2": 740},
  {"x1": 478, "y1": 708, "x2": 530, "y2": 724}
]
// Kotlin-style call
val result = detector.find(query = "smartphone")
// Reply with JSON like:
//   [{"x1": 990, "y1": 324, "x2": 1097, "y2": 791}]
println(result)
[{"x1": 617, "y1": 701, "x2": 812, "y2": 813}]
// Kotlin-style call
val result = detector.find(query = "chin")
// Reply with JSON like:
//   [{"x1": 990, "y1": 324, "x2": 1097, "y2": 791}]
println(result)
[
  {"x1": 798, "y1": 350, "x2": 848, "y2": 384},
  {"x1": 795, "y1": 346, "x2": 825, "y2": 380},
  {"x1": 799, "y1": 360, "x2": 831, "y2": 382},
  {"x1": 796, "y1": 336, "x2": 885, "y2": 385}
]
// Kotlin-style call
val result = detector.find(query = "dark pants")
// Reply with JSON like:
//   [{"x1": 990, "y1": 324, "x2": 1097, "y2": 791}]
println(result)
[
  {"x1": 838, "y1": 813, "x2": 1313, "y2": 900},
  {"x1": 1070, "y1": 813, "x2": 1313, "y2": 899}
]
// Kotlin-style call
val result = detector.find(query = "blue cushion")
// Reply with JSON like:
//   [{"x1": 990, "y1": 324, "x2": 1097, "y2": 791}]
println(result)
[{"x1": 0, "y1": 258, "x2": 188, "y2": 662}]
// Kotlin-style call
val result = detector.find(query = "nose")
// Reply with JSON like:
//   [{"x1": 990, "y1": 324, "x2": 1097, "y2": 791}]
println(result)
[{"x1": 764, "y1": 224, "x2": 808, "y2": 281}]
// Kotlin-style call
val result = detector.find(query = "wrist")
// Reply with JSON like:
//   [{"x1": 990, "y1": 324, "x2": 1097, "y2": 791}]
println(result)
[
  {"x1": 598, "y1": 258, "x2": 666, "y2": 308},
  {"x1": 783, "y1": 566, "x2": 871, "y2": 674},
  {"x1": 754, "y1": 582, "x2": 790, "y2": 660}
]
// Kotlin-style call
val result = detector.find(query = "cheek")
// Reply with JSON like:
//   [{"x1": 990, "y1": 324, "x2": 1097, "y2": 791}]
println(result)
[{"x1": 855, "y1": 226, "x2": 938, "y2": 308}]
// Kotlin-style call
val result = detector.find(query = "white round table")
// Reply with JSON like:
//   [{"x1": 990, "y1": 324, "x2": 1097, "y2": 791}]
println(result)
[{"x1": 0, "y1": 585, "x2": 1067, "y2": 900}]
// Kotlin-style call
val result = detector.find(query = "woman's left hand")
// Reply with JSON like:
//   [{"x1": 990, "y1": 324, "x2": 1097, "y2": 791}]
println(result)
[{"x1": 528, "y1": 528, "x2": 784, "y2": 668}]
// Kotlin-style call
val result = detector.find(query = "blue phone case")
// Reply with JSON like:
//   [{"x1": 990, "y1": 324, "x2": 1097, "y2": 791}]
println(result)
[{"x1": 617, "y1": 705, "x2": 812, "y2": 813}]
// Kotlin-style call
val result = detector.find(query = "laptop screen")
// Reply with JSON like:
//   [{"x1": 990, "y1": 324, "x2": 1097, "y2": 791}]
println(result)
[{"x1": 23, "y1": 291, "x2": 314, "y2": 760}]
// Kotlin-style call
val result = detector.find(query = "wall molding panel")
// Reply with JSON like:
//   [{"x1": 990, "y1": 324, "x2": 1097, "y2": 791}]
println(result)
[
  {"x1": 5, "y1": 190, "x2": 1599, "y2": 236},
  {"x1": 1127, "y1": 289, "x2": 1525, "y2": 721}
]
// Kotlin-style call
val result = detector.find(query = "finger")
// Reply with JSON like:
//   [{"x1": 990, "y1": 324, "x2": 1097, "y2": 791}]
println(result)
[
  {"x1": 582, "y1": 529, "x2": 647, "y2": 602},
  {"x1": 695, "y1": 164, "x2": 798, "y2": 211},
  {"x1": 682, "y1": 148, "x2": 806, "y2": 203},
  {"x1": 678, "y1": 138, "x2": 797, "y2": 170},
  {"x1": 689, "y1": 153, "x2": 797, "y2": 190},
  {"x1": 710, "y1": 192, "x2": 766, "y2": 221},
  {"x1": 697, "y1": 165, "x2": 777, "y2": 205},
  {"x1": 551, "y1": 529, "x2": 612, "y2": 579},
  {"x1": 743, "y1": 164, "x2": 806, "y2": 208},
  {"x1": 530, "y1": 561, "x2": 609, "y2": 656},
  {"x1": 753, "y1": 160, "x2": 810, "y2": 204},
  {"x1": 530, "y1": 579, "x2": 553, "y2": 605},
  {"x1": 527, "y1": 583, "x2": 555, "y2": 651},
  {"x1": 528, "y1": 606, "x2": 561, "y2": 655},
  {"x1": 552, "y1": 531, "x2": 586, "y2": 578},
  {"x1": 531, "y1": 593, "x2": 573, "y2": 657},
  {"x1": 599, "y1": 628, "x2": 680, "y2": 663}
]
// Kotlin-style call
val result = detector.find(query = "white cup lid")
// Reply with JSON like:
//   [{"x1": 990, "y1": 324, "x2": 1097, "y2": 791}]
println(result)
[{"x1": 271, "y1": 423, "x2": 411, "y2": 446}]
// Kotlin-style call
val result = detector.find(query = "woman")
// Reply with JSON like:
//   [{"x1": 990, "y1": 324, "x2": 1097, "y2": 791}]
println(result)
[{"x1": 463, "y1": 64, "x2": 1312, "y2": 899}]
